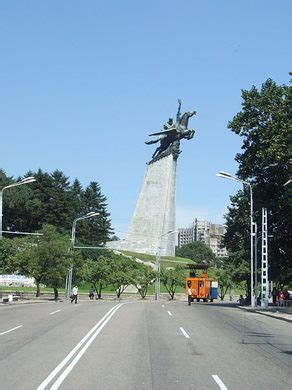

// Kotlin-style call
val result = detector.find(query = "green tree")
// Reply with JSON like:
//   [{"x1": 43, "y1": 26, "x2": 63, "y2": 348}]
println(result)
[
  {"x1": 77, "y1": 182, "x2": 112, "y2": 246},
  {"x1": 81, "y1": 256, "x2": 112, "y2": 298},
  {"x1": 71, "y1": 178, "x2": 83, "y2": 218},
  {"x1": 109, "y1": 255, "x2": 137, "y2": 298},
  {"x1": 0, "y1": 169, "x2": 41, "y2": 233},
  {"x1": 160, "y1": 265, "x2": 185, "y2": 300},
  {"x1": 175, "y1": 241, "x2": 215, "y2": 266},
  {"x1": 45, "y1": 170, "x2": 76, "y2": 232},
  {"x1": 211, "y1": 268, "x2": 233, "y2": 301},
  {"x1": 0, "y1": 237, "x2": 20, "y2": 273},
  {"x1": 131, "y1": 263, "x2": 156, "y2": 299},
  {"x1": 0, "y1": 168, "x2": 113, "y2": 246},
  {"x1": 224, "y1": 79, "x2": 291, "y2": 286},
  {"x1": 10, "y1": 224, "x2": 71, "y2": 298}
]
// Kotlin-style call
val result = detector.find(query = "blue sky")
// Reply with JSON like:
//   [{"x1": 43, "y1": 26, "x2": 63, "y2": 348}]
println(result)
[{"x1": 0, "y1": 1, "x2": 290, "y2": 237}]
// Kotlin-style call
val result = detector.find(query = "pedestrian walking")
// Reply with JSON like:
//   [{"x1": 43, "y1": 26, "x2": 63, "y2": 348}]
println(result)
[
  {"x1": 71, "y1": 286, "x2": 78, "y2": 304},
  {"x1": 187, "y1": 281, "x2": 193, "y2": 306}
]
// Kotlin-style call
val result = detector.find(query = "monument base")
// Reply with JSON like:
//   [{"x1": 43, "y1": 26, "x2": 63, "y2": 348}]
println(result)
[{"x1": 107, "y1": 154, "x2": 176, "y2": 256}]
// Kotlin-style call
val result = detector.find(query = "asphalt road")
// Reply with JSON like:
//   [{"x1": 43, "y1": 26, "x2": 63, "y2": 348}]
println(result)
[{"x1": 0, "y1": 299, "x2": 291, "y2": 389}]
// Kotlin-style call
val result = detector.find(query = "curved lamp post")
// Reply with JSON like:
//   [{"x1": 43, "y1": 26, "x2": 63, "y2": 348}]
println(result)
[
  {"x1": 216, "y1": 171, "x2": 255, "y2": 308},
  {"x1": 0, "y1": 177, "x2": 36, "y2": 239},
  {"x1": 66, "y1": 211, "x2": 100, "y2": 298}
]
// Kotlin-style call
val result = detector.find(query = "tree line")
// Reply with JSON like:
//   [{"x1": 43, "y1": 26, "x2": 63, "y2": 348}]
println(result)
[
  {"x1": 0, "y1": 168, "x2": 188, "y2": 300},
  {"x1": 0, "y1": 224, "x2": 187, "y2": 300},
  {"x1": 221, "y1": 78, "x2": 291, "y2": 295},
  {"x1": 175, "y1": 79, "x2": 291, "y2": 299},
  {"x1": 0, "y1": 168, "x2": 112, "y2": 245}
]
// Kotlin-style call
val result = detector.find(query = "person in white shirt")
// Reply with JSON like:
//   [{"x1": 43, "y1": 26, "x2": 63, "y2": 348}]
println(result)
[
  {"x1": 71, "y1": 286, "x2": 78, "y2": 304},
  {"x1": 187, "y1": 281, "x2": 193, "y2": 306}
]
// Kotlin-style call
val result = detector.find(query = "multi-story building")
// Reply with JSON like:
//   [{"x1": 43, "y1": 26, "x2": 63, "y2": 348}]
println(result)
[
  {"x1": 178, "y1": 219, "x2": 228, "y2": 257},
  {"x1": 177, "y1": 221, "x2": 196, "y2": 247}
]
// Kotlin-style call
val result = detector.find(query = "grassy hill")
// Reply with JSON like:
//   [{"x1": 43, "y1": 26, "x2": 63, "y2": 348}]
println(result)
[{"x1": 119, "y1": 250, "x2": 192, "y2": 268}]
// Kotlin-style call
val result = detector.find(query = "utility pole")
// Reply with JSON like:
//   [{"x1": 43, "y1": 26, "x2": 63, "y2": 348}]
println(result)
[{"x1": 261, "y1": 208, "x2": 269, "y2": 308}]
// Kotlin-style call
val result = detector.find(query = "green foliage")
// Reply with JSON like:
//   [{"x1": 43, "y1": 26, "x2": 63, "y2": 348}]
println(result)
[
  {"x1": 108, "y1": 255, "x2": 138, "y2": 298},
  {"x1": 130, "y1": 263, "x2": 156, "y2": 299},
  {"x1": 0, "y1": 237, "x2": 20, "y2": 273},
  {"x1": 8, "y1": 224, "x2": 72, "y2": 298},
  {"x1": 160, "y1": 265, "x2": 185, "y2": 300},
  {"x1": 224, "y1": 79, "x2": 291, "y2": 285},
  {"x1": 80, "y1": 252, "x2": 156, "y2": 299},
  {"x1": 175, "y1": 241, "x2": 215, "y2": 266},
  {"x1": 76, "y1": 182, "x2": 112, "y2": 245},
  {"x1": 210, "y1": 268, "x2": 233, "y2": 301},
  {"x1": 81, "y1": 256, "x2": 112, "y2": 298},
  {"x1": 0, "y1": 168, "x2": 113, "y2": 246}
]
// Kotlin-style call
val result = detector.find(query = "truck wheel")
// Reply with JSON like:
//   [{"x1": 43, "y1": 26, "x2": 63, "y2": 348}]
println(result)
[
  {"x1": 210, "y1": 299, "x2": 213, "y2": 302},
  {"x1": 196, "y1": 298, "x2": 200, "y2": 302}
]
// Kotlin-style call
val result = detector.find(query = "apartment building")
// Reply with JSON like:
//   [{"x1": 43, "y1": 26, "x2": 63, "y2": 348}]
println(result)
[{"x1": 178, "y1": 219, "x2": 228, "y2": 257}]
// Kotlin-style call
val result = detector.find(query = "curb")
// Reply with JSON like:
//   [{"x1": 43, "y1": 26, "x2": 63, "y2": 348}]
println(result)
[
  {"x1": 0, "y1": 300, "x2": 62, "y2": 307},
  {"x1": 254, "y1": 310, "x2": 292, "y2": 324},
  {"x1": 238, "y1": 306, "x2": 292, "y2": 324}
]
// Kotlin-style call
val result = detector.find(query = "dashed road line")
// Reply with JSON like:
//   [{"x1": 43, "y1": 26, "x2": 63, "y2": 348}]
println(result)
[
  {"x1": 167, "y1": 311, "x2": 173, "y2": 316},
  {"x1": 212, "y1": 375, "x2": 228, "y2": 389},
  {"x1": 162, "y1": 304, "x2": 165, "y2": 308},
  {"x1": 0, "y1": 325, "x2": 23, "y2": 336},
  {"x1": 49, "y1": 309, "x2": 62, "y2": 315},
  {"x1": 179, "y1": 327, "x2": 190, "y2": 338}
]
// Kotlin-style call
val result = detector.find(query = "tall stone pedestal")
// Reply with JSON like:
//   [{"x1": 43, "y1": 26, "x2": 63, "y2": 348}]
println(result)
[{"x1": 107, "y1": 154, "x2": 176, "y2": 256}]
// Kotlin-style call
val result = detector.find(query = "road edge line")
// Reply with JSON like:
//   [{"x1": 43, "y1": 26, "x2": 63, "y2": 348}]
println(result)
[
  {"x1": 50, "y1": 303, "x2": 127, "y2": 389},
  {"x1": 37, "y1": 303, "x2": 121, "y2": 390}
]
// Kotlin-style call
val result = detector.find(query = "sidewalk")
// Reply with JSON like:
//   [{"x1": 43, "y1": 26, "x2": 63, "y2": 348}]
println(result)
[{"x1": 239, "y1": 305, "x2": 292, "y2": 323}]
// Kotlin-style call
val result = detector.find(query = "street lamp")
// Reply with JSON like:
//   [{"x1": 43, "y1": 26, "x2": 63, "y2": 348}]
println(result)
[
  {"x1": 155, "y1": 229, "x2": 176, "y2": 301},
  {"x1": 66, "y1": 211, "x2": 100, "y2": 298},
  {"x1": 71, "y1": 211, "x2": 100, "y2": 248},
  {"x1": 216, "y1": 171, "x2": 256, "y2": 308},
  {"x1": 0, "y1": 176, "x2": 36, "y2": 239}
]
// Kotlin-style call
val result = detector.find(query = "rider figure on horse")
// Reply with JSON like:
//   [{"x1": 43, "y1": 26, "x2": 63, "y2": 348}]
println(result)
[{"x1": 145, "y1": 99, "x2": 196, "y2": 160}]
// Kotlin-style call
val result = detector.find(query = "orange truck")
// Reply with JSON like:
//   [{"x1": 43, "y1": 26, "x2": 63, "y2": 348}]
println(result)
[{"x1": 185, "y1": 264, "x2": 218, "y2": 302}]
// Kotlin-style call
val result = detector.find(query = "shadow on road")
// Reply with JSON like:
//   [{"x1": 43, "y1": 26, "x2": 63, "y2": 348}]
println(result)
[{"x1": 192, "y1": 301, "x2": 240, "y2": 308}]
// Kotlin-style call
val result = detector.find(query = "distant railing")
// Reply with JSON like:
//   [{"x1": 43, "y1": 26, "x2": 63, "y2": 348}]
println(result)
[{"x1": 280, "y1": 299, "x2": 292, "y2": 308}]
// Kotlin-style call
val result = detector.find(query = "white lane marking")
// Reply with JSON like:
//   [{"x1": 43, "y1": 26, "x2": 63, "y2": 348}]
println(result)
[
  {"x1": 50, "y1": 303, "x2": 126, "y2": 389},
  {"x1": 180, "y1": 327, "x2": 190, "y2": 338},
  {"x1": 49, "y1": 309, "x2": 62, "y2": 315},
  {"x1": 0, "y1": 325, "x2": 23, "y2": 336},
  {"x1": 212, "y1": 375, "x2": 228, "y2": 389},
  {"x1": 37, "y1": 303, "x2": 124, "y2": 390},
  {"x1": 167, "y1": 311, "x2": 173, "y2": 316},
  {"x1": 162, "y1": 304, "x2": 165, "y2": 308}
]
